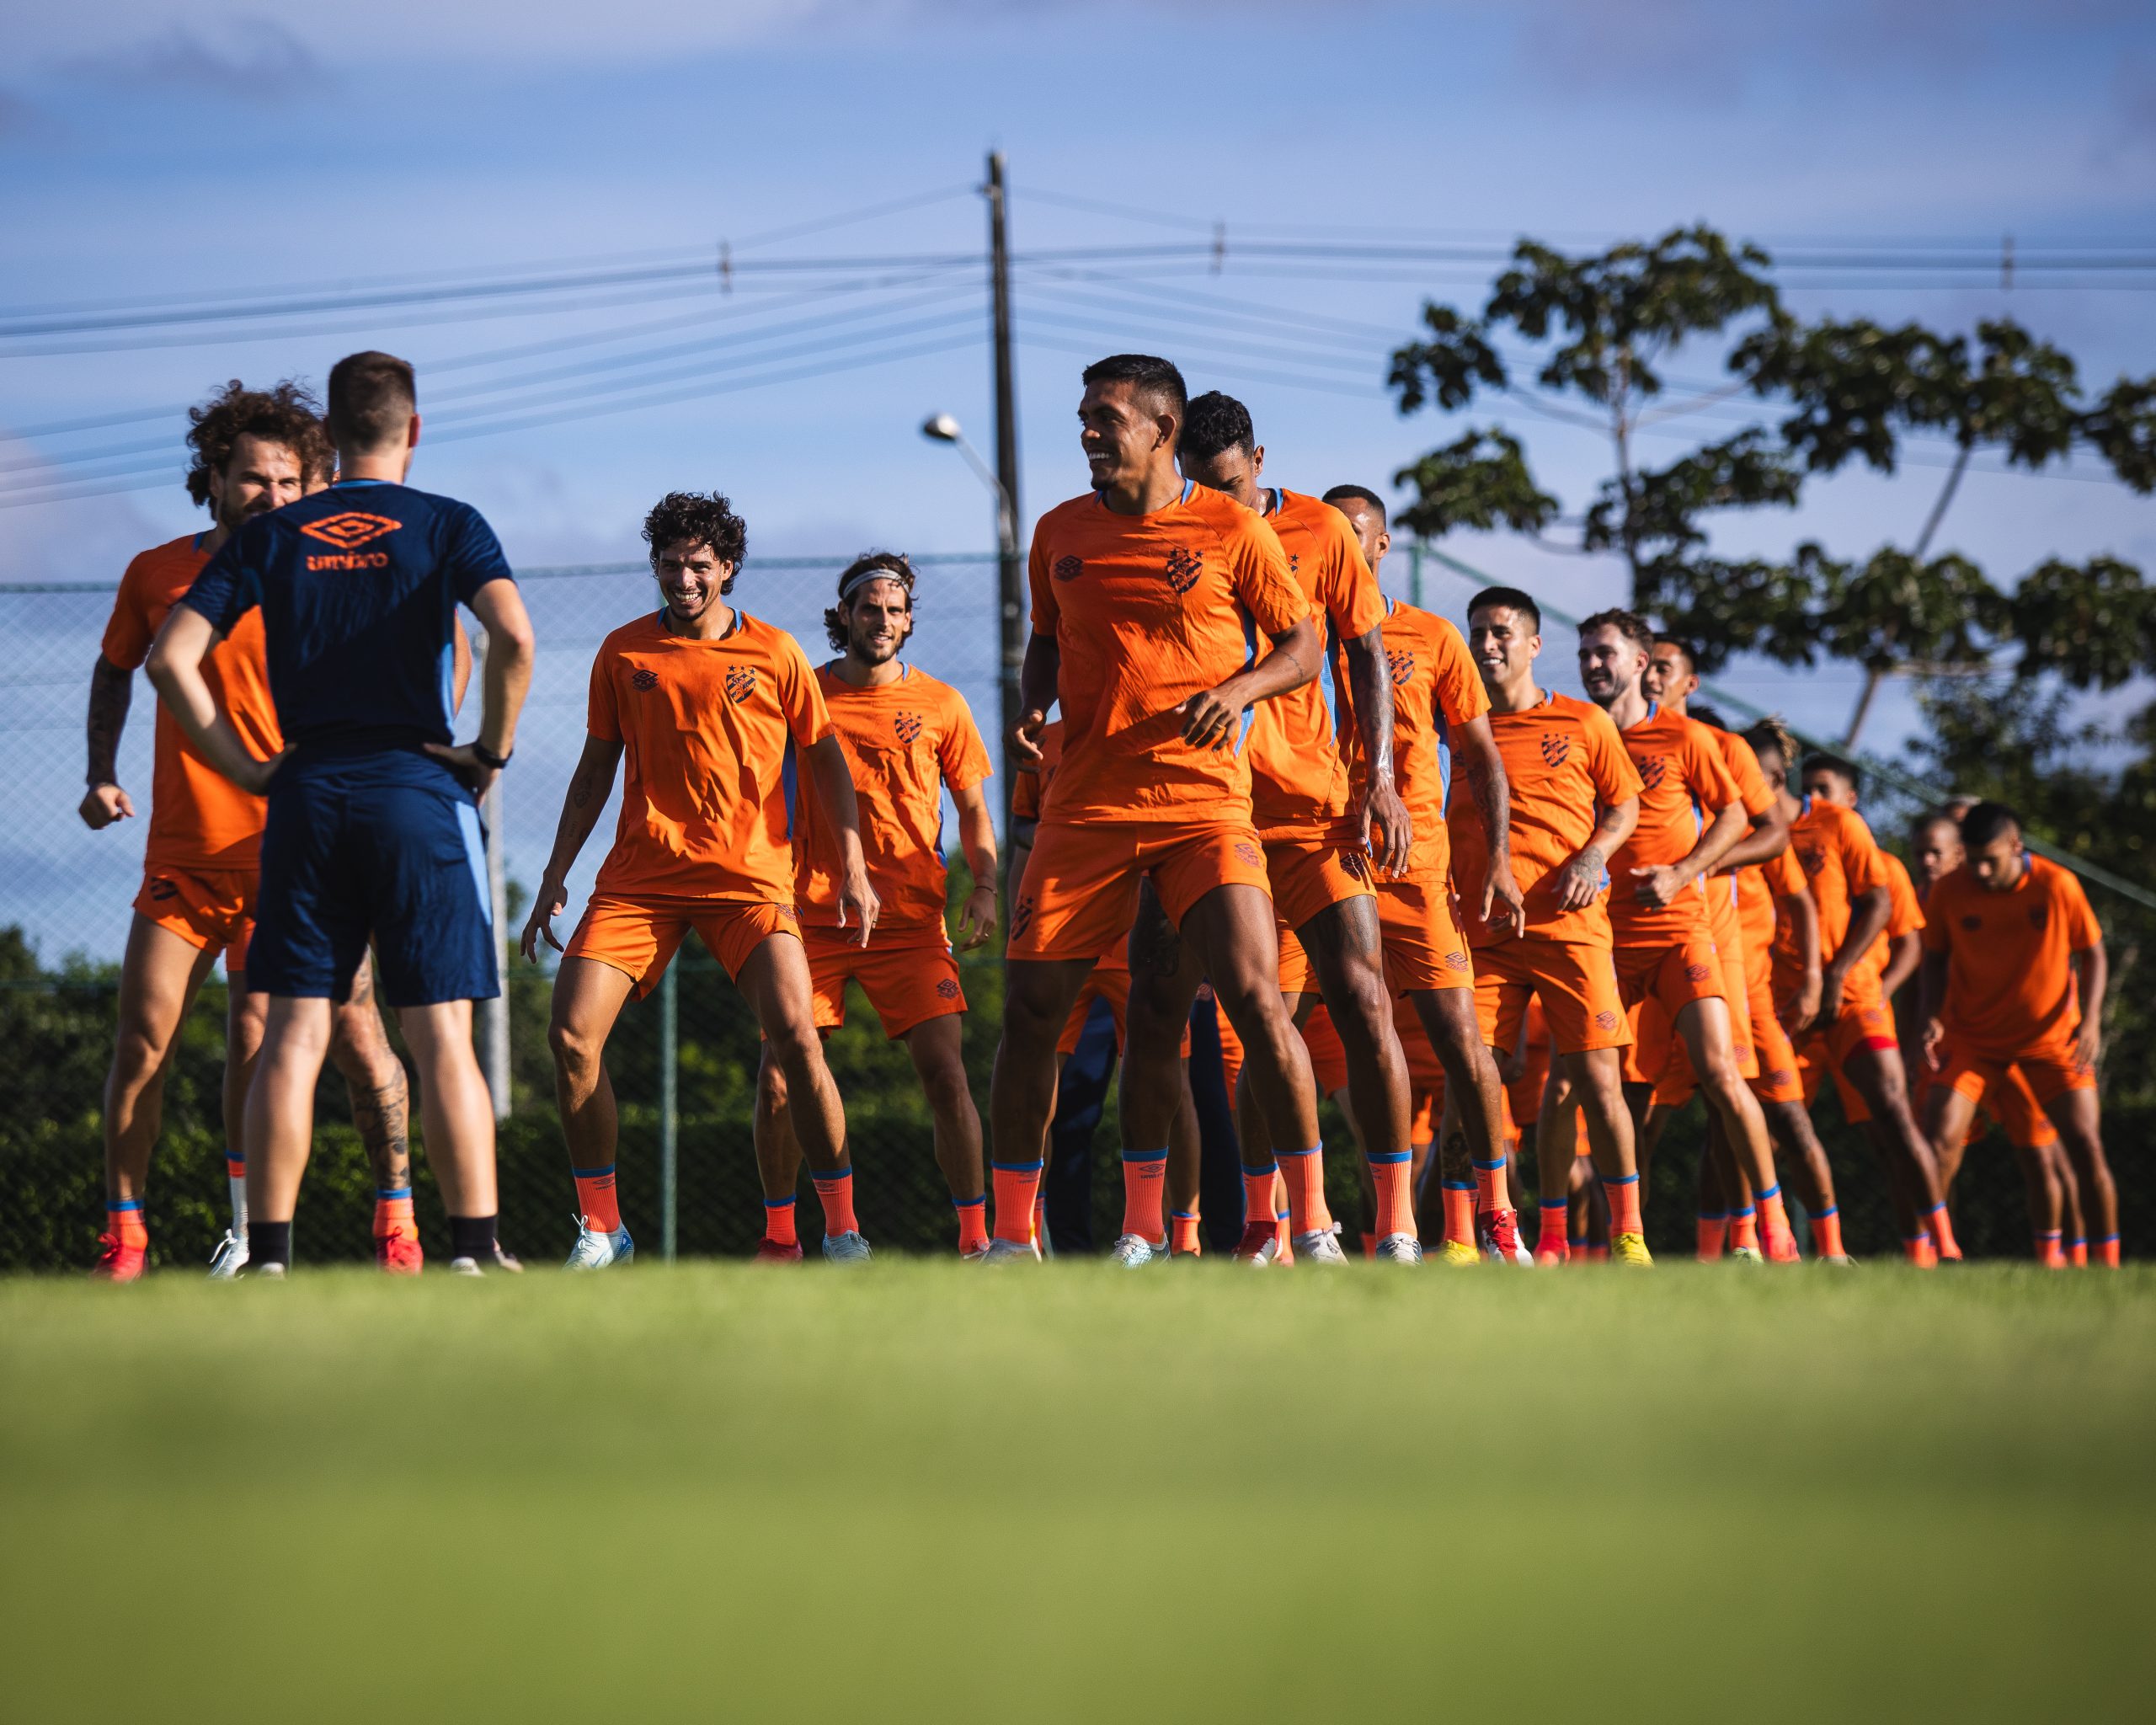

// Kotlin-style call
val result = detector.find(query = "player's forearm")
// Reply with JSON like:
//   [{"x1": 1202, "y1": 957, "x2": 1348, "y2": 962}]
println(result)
[
  {"x1": 807, "y1": 737, "x2": 867, "y2": 864},
  {"x1": 148, "y1": 657, "x2": 259, "y2": 788},
  {"x1": 2074, "y1": 943, "x2": 2107, "y2": 1019},
  {"x1": 958, "y1": 802, "x2": 998, "y2": 891},
  {"x1": 1582, "y1": 799, "x2": 1636, "y2": 869},
  {"x1": 478, "y1": 626, "x2": 534, "y2": 759},
  {"x1": 1020, "y1": 633, "x2": 1059, "y2": 721},
  {"x1": 1919, "y1": 950, "x2": 1949, "y2": 1026},
  {"x1": 1225, "y1": 617, "x2": 1321, "y2": 708},
  {"x1": 1880, "y1": 933, "x2": 1922, "y2": 999},
  {"x1": 1835, "y1": 886, "x2": 1890, "y2": 969},
  {"x1": 1460, "y1": 729, "x2": 1512, "y2": 861},
  {"x1": 1342, "y1": 628, "x2": 1394, "y2": 781},
  {"x1": 1783, "y1": 890, "x2": 1822, "y2": 976},
  {"x1": 1717, "y1": 807, "x2": 1789, "y2": 873},
  {"x1": 1677, "y1": 801, "x2": 1748, "y2": 883},
  {"x1": 85, "y1": 655, "x2": 131, "y2": 784}
]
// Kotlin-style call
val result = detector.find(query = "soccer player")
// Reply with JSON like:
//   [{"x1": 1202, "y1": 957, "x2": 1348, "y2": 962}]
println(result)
[
  {"x1": 523, "y1": 493, "x2": 877, "y2": 1267},
  {"x1": 1114, "y1": 394, "x2": 1417, "y2": 1265},
  {"x1": 149, "y1": 351, "x2": 535, "y2": 1278},
  {"x1": 1322, "y1": 482, "x2": 1527, "y2": 1263},
  {"x1": 1920, "y1": 801, "x2": 2119, "y2": 1265},
  {"x1": 750, "y1": 553, "x2": 997, "y2": 1260},
  {"x1": 990, "y1": 354, "x2": 1325, "y2": 1267},
  {"x1": 84, "y1": 382, "x2": 441, "y2": 1279},
  {"x1": 1577, "y1": 611, "x2": 1799, "y2": 1262},
  {"x1": 1456, "y1": 589, "x2": 1649, "y2": 1264},
  {"x1": 1787, "y1": 751, "x2": 1956, "y2": 1263}
]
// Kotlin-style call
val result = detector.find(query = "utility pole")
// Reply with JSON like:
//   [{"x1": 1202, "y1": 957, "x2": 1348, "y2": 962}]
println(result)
[{"x1": 985, "y1": 151, "x2": 1024, "y2": 838}]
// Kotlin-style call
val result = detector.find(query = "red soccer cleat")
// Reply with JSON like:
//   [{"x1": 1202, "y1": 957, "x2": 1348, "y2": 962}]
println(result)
[
  {"x1": 752, "y1": 1239, "x2": 805, "y2": 1265},
  {"x1": 1230, "y1": 1220, "x2": 1283, "y2": 1265},
  {"x1": 92, "y1": 1232, "x2": 147, "y2": 1282},
  {"x1": 376, "y1": 1231, "x2": 424, "y2": 1275},
  {"x1": 1484, "y1": 1208, "x2": 1532, "y2": 1266}
]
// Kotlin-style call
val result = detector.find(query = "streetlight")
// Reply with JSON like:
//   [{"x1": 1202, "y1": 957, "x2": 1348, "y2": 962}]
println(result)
[{"x1": 921, "y1": 413, "x2": 1017, "y2": 557}]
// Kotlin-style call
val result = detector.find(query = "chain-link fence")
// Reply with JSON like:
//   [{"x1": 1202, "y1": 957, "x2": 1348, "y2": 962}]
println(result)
[{"x1": 2, "y1": 548, "x2": 2146, "y2": 1270}]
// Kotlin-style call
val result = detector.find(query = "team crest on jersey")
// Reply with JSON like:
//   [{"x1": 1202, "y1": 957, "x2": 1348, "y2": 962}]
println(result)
[
  {"x1": 1961, "y1": 914, "x2": 1981, "y2": 929},
  {"x1": 631, "y1": 668, "x2": 659, "y2": 692},
  {"x1": 1636, "y1": 756, "x2": 1667, "y2": 791},
  {"x1": 1053, "y1": 555, "x2": 1083, "y2": 582},
  {"x1": 1163, "y1": 547, "x2": 1203, "y2": 595},
  {"x1": 936, "y1": 977, "x2": 962, "y2": 1000},
  {"x1": 1797, "y1": 845, "x2": 1825, "y2": 876},
  {"x1": 724, "y1": 666, "x2": 758, "y2": 704},
  {"x1": 1685, "y1": 963, "x2": 1711, "y2": 983},
  {"x1": 1594, "y1": 1010, "x2": 1620, "y2": 1033},
  {"x1": 1011, "y1": 897, "x2": 1036, "y2": 937},
  {"x1": 1340, "y1": 849, "x2": 1372, "y2": 883},
  {"x1": 894, "y1": 712, "x2": 922, "y2": 744},
  {"x1": 1387, "y1": 648, "x2": 1416, "y2": 686},
  {"x1": 2027, "y1": 905, "x2": 2047, "y2": 928},
  {"x1": 1444, "y1": 950, "x2": 1470, "y2": 972},
  {"x1": 1233, "y1": 841, "x2": 1263, "y2": 868},
  {"x1": 1540, "y1": 734, "x2": 1570, "y2": 767},
  {"x1": 298, "y1": 511, "x2": 400, "y2": 549}
]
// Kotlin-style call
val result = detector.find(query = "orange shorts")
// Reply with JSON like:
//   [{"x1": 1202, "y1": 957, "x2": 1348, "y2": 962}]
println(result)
[
  {"x1": 135, "y1": 865, "x2": 258, "y2": 967},
  {"x1": 1472, "y1": 937, "x2": 1630, "y2": 1057},
  {"x1": 1643, "y1": 935, "x2": 1756, "y2": 1103},
  {"x1": 803, "y1": 923, "x2": 963, "y2": 1039},
  {"x1": 1614, "y1": 933, "x2": 1726, "y2": 1086},
  {"x1": 1057, "y1": 959, "x2": 1192, "y2": 1060},
  {"x1": 1940, "y1": 1044, "x2": 2095, "y2": 1113},
  {"x1": 1010, "y1": 819, "x2": 1272, "y2": 963},
  {"x1": 1267, "y1": 825, "x2": 1377, "y2": 995},
  {"x1": 1794, "y1": 995, "x2": 1898, "y2": 1119},
  {"x1": 1921, "y1": 1056, "x2": 2058, "y2": 1150},
  {"x1": 565, "y1": 893, "x2": 798, "y2": 996},
  {"x1": 1745, "y1": 944, "x2": 1805, "y2": 1105},
  {"x1": 1376, "y1": 876, "x2": 1473, "y2": 996},
  {"x1": 1301, "y1": 1005, "x2": 1351, "y2": 1096}
]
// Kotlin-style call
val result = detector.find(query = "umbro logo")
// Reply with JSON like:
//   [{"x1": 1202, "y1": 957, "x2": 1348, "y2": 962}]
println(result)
[
  {"x1": 724, "y1": 667, "x2": 757, "y2": 704},
  {"x1": 1163, "y1": 547, "x2": 1203, "y2": 595},
  {"x1": 1340, "y1": 849, "x2": 1372, "y2": 883},
  {"x1": 1684, "y1": 963, "x2": 1711, "y2": 983},
  {"x1": 1540, "y1": 734, "x2": 1570, "y2": 767},
  {"x1": 631, "y1": 668, "x2": 659, "y2": 692},
  {"x1": 1444, "y1": 950, "x2": 1470, "y2": 972},
  {"x1": 894, "y1": 713, "x2": 922, "y2": 745},
  {"x1": 936, "y1": 977, "x2": 962, "y2": 1000},
  {"x1": 1233, "y1": 841, "x2": 1263, "y2": 868},
  {"x1": 1593, "y1": 1010, "x2": 1619, "y2": 1033},
  {"x1": 1961, "y1": 914, "x2": 1981, "y2": 929},
  {"x1": 299, "y1": 511, "x2": 400, "y2": 549},
  {"x1": 1053, "y1": 555, "x2": 1083, "y2": 582},
  {"x1": 1637, "y1": 756, "x2": 1667, "y2": 791}
]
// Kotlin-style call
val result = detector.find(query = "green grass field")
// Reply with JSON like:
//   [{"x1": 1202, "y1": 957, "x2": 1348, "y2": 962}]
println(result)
[{"x1": 3, "y1": 1262, "x2": 2151, "y2": 1722}]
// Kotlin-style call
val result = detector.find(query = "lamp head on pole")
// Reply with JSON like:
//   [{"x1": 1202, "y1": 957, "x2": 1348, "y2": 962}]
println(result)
[{"x1": 921, "y1": 413, "x2": 963, "y2": 444}]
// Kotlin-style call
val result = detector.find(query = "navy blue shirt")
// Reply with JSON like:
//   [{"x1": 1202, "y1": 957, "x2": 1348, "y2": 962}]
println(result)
[{"x1": 184, "y1": 479, "x2": 514, "y2": 755}]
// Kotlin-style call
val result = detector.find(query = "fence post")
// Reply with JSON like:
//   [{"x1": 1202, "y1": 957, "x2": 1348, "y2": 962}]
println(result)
[
  {"x1": 1408, "y1": 541, "x2": 1424, "y2": 608},
  {"x1": 659, "y1": 955, "x2": 678, "y2": 1263},
  {"x1": 481, "y1": 768, "x2": 510, "y2": 1120}
]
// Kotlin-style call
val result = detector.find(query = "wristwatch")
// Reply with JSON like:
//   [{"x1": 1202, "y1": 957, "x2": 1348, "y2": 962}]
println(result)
[{"x1": 472, "y1": 740, "x2": 512, "y2": 770}]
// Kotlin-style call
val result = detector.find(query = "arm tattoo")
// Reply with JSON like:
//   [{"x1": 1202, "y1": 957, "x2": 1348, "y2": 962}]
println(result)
[
  {"x1": 1343, "y1": 630, "x2": 1394, "y2": 776},
  {"x1": 86, "y1": 658, "x2": 131, "y2": 783},
  {"x1": 1465, "y1": 755, "x2": 1509, "y2": 854}
]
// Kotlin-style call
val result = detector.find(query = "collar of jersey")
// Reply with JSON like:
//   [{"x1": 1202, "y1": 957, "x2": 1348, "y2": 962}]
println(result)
[
  {"x1": 330, "y1": 478, "x2": 391, "y2": 488},
  {"x1": 1097, "y1": 478, "x2": 1194, "y2": 509},
  {"x1": 653, "y1": 606, "x2": 745, "y2": 640},
  {"x1": 825, "y1": 659, "x2": 909, "y2": 684}
]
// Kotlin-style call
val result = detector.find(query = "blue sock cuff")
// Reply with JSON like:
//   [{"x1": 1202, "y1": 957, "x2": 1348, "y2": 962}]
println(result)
[
  {"x1": 1121, "y1": 1147, "x2": 1170, "y2": 1165},
  {"x1": 1471, "y1": 1157, "x2": 1505, "y2": 1172},
  {"x1": 2098, "y1": 1234, "x2": 2121, "y2": 1245},
  {"x1": 1927, "y1": 1200, "x2": 1949, "y2": 1215},
  {"x1": 1814, "y1": 1204, "x2": 1838, "y2": 1218},
  {"x1": 1758, "y1": 1183, "x2": 1780, "y2": 1202},
  {"x1": 106, "y1": 1199, "x2": 142, "y2": 1213},
  {"x1": 991, "y1": 1158, "x2": 1045, "y2": 1174},
  {"x1": 1170, "y1": 1210, "x2": 1199, "y2": 1220},
  {"x1": 1602, "y1": 1172, "x2": 1640, "y2": 1188},
  {"x1": 765, "y1": 1196, "x2": 797, "y2": 1210},
  {"x1": 1242, "y1": 1161, "x2": 1279, "y2": 1178},
  {"x1": 951, "y1": 1194, "x2": 986, "y2": 1209},
  {"x1": 812, "y1": 1170, "x2": 853, "y2": 1188},
  {"x1": 1697, "y1": 1209, "x2": 1727, "y2": 1221},
  {"x1": 375, "y1": 1188, "x2": 413, "y2": 1202},
  {"x1": 1278, "y1": 1145, "x2": 1323, "y2": 1160},
  {"x1": 1540, "y1": 1198, "x2": 1570, "y2": 1211},
  {"x1": 1366, "y1": 1151, "x2": 1411, "y2": 1166},
  {"x1": 1441, "y1": 1178, "x2": 1474, "y2": 1193},
  {"x1": 571, "y1": 1164, "x2": 616, "y2": 1179}
]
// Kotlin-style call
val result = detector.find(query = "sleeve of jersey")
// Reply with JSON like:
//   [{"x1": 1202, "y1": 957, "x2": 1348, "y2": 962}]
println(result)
[
  {"x1": 939, "y1": 692, "x2": 993, "y2": 793},
  {"x1": 1229, "y1": 518, "x2": 1308, "y2": 635},
  {"x1": 2063, "y1": 872, "x2": 2104, "y2": 949},
  {"x1": 585, "y1": 643, "x2": 622, "y2": 744},
  {"x1": 178, "y1": 534, "x2": 257, "y2": 636},
  {"x1": 1768, "y1": 847, "x2": 1806, "y2": 898},
  {"x1": 1689, "y1": 734, "x2": 1742, "y2": 811},
  {"x1": 1841, "y1": 819, "x2": 1892, "y2": 897},
  {"x1": 1920, "y1": 889, "x2": 1953, "y2": 953},
  {"x1": 1586, "y1": 709, "x2": 1646, "y2": 804},
  {"x1": 1011, "y1": 769, "x2": 1040, "y2": 822},
  {"x1": 1321, "y1": 523, "x2": 1384, "y2": 639},
  {"x1": 782, "y1": 638, "x2": 835, "y2": 748},
  {"x1": 1726, "y1": 738, "x2": 1774, "y2": 818},
  {"x1": 1027, "y1": 535, "x2": 1058, "y2": 638},
  {"x1": 1432, "y1": 622, "x2": 1490, "y2": 726},
  {"x1": 99, "y1": 557, "x2": 153, "y2": 670},
  {"x1": 447, "y1": 505, "x2": 515, "y2": 605},
  {"x1": 1889, "y1": 871, "x2": 1924, "y2": 938}
]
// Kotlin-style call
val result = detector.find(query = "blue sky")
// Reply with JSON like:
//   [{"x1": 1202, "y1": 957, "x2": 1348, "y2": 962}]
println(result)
[{"x1": 3, "y1": 1, "x2": 2153, "y2": 958}]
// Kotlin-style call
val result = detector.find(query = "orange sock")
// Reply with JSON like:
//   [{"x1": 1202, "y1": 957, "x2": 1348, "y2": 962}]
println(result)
[
  {"x1": 1471, "y1": 1156, "x2": 1508, "y2": 1215},
  {"x1": 1926, "y1": 1203, "x2": 1962, "y2": 1262},
  {"x1": 1441, "y1": 1182, "x2": 1476, "y2": 1247},
  {"x1": 1536, "y1": 1200, "x2": 1569, "y2": 1263},
  {"x1": 1360, "y1": 1230, "x2": 1378, "y2": 1258},
  {"x1": 1758, "y1": 1185, "x2": 1794, "y2": 1247},
  {"x1": 811, "y1": 1169, "x2": 857, "y2": 1237},
  {"x1": 1120, "y1": 1148, "x2": 1167, "y2": 1243},
  {"x1": 993, "y1": 1161, "x2": 1042, "y2": 1245},
  {"x1": 572, "y1": 1163, "x2": 621, "y2": 1233},
  {"x1": 2097, "y1": 1236, "x2": 2121, "y2": 1268},
  {"x1": 764, "y1": 1196, "x2": 798, "y2": 1249},
  {"x1": 108, "y1": 1199, "x2": 148, "y2": 1251},
  {"x1": 1903, "y1": 1234, "x2": 1938, "y2": 1268},
  {"x1": 1601, "y1": 1172, "x2": 1642, "y2": 1237},
  {"x1": 1369, "y1": 1153, "x2": 1415, "y2": 1241},
  {"x1": 1033, "y1": 1189, "x2": 1047, "y2": 1248},
  {"x1": 1241, "y1": 1166, "x2": 1278, "y2": 1234},
  {"x1": 1171, "y1": 1211, "x2": 1203, "y2": 1256},
  {"x1": 1278, "y1": 1146, "x2": 1332, "y2": 1235},
  {"x1": 1276, "y1": 1207, "x2": 1293, "y2": 1262},
  {"x1": 1696, "y1": 1213, "x2": 1727, "y2": 1261},
  {"x1": 372, "y1": 1189, "x2": 416, "y2": 1242},
  {"x1": 2036, "y1": 1230, "x2": 2065, "y2": 1268},
  {"x1": 2070, "y1": 1238, "x2": 2088, "y2": 1268},
  {"x1": 1812, "y1": 1207, "x2": 1845, "y2": 1259},
  {"x1": 1588, "y1": 1243, "x2": 1609, "y2": 1262},
  {"x1": 1730, "y1": 1207, "x2": 1759, "y2": 1252},
  {"x1": 953, "y1": 1194, "x2": 988, "y2": 1255}
]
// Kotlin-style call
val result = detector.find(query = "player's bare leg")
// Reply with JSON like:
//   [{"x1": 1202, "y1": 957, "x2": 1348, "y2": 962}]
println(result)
[
  {"x1": 1166, "y1": 1067, "x2": 1204, "y2": 1255},
  {"x1": 2052, "y1": 1142, "x2": 2088, "y2": 1265},
  {"x1": 239, "y1": 996, "x2": 335, "y2": 1274},
  {"x1": 2041, "y1": 1088, "x2": 2117, "y2": 1265},
  {"x1": 323, "y1": 958, "x2": 423, "y2": 1273},
  {"x1": 1675, "y1": 997, "x2": 1797, "y2": 1262},
  {"x1": 988, "y1": 955, "x2": 1096, "y2": 1259},
  {"x1": 1840, "y1": 1041, "x2": 1954, "y2": 1262},
  {"x1": 1540, "y1": 1045, "x2": 1646, "y2": 1264},
  {"x1": 902, "y1": 1013, "x2": 988, "y2": 1253},
  {"x1": 739, "y1": 933, "x2": 867, "y2": 1261},
  {"x1": 1120, "y1": 900, "x2": 1213, "y2": 1265},
  {"x1": 752, "y1": 1044, "x2": 808, "y2": 1262},
  {"x1": 206, "y1": 970, "x2": 268, "y2": 1277},
  {"x1": 1299, "y1": 897, "x2": 1416, "y2": 1261},
  {"x1": 94, "y1": 916, "x2": 218, "y2": 1278},
  {"x1": 396, "y1": 999, "x2": 504, "y2": 1273},
  {"x1": 550, "y1": 955, "x2": 639, "y2": 1267},
  {"x1": 1412, "y1": 985, "x2": 1518, "y2": 1261}
]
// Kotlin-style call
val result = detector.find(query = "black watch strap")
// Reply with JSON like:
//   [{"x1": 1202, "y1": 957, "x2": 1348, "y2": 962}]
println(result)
[{"x1": 472, "y1": 740, "x2": 511, "y2": 771}]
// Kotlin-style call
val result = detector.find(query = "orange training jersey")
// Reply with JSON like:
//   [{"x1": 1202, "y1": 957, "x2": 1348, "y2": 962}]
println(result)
[
  {"x1": 587, "y1": 610, "x2": 833, "y2": 902},
  {"x1": 1852, "y1": 849, "x2": 1923, "y2": 992},
  {"x1": 1921, "y1": 854, "x2": 2100, "y2": 1060},
  {"x1": 1342, "y1": 598, "x2": 1488, "y2": 884},
  {"x1": 793, "y1": 662, "x2": 990, "y2": 933},
  {"x1": 1738, "y1": 841, "x2": 1808, "y2": 967},
  {"x1": 1027, "y1": 482, "x2": 1307, "y2": 825},
  {"x1": 1606, "y1": 705, "x2": 1742, "y2": 947},
  {"x1": 1452, "y1": 690, "x2": 1642, "y2": 948},
  {"x1": 100, "y1": 535, "x2": 282, "y2": 871},
  {"x1": 1778, "y1": 797, "x2": 1892, "y2": 999},
  {"x1": 1701, "y1": 727, "x2": 1776, "y2": 961},
  {"x1": 1241, "y1": 488, "x2": 1384, "y2": 833}
]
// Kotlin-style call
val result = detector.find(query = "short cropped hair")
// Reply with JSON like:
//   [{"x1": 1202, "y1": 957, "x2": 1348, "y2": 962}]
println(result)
[
  {"x1": 1689, "y1": 703, "x2": 1726, "y2": 731},
  {"x1": 643, "y1": 491, "x2": 747, "y2": 593},
  {"x1": 1578, "y1": 607, "x2": 1655, "y2": 654},
  {"x1": 1467, "y1": 585, "x2": 1541, "y2": 633},
  {"x1": 1959, "y1": 800, "x2": 2021, "y2": 850},
  {"x1": 825, "y1": 551, "x2": 916, "y2": 652},
  {"x1": 1653, "y1": 635, "x2": 1697, "y2": 674},
  {"x1": 1081, "y1": 353, "x2": 1187, "y2": 421},
  {"x1": 184, "y1": 378, "x2": 334, "y2": 507},
  {"x1": 325, "y1": 350, "x2": 417, "y2": 451},
  {"x1": 1321, "y1": 484, "x2": 1386, "y2": 525},
  {"x1": 1803, "y1": 751, "x2": 1863, "y2": 795},
  {"x1": 1181, "y1": 392, "x2": 1255, "y2": 465},
  {"x1": 1743, "y1": 716, "x2": 1796, "y2": 772}
]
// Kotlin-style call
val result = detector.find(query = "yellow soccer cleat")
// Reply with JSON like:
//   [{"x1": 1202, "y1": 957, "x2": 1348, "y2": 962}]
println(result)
[
  {"x1": 1610, "y1": 1231, "x2": 1654, "y2": 1267},
  {"x1": 1437, "y1": 1238, "x2": 1482, "y2": 1267}
]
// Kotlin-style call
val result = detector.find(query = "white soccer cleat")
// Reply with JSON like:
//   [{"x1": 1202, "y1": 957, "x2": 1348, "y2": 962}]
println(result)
[
  {"x1": 821, "y1": 1230, "x2": 874, "y2": 1263},
  {"x1": 1292, "y1": 1228, "x2": 1350, "y2": 1265},
  {"x1": 1108, "y1": 1232, "x2": 1166, "y2": 1268},
  {"x1": 248, "y1": 1262, "x2": 286, "y2": 1280},
  {"x1": 206, "y1": 1231, "x2": 249, "y2": 1280},
  {"x1": 981, "y1": 1236, "x2": 1042, "y2": 1263},
  {"x1": 1374, "y1": 1233, "x2": 1423, "y2": 1265},
  {"x1": 448, "y1": 1256, "x2": 485, "y2": 1276},
  {"x1": 563, "y1": 1217, "x2": 633, "y2": 1271}
]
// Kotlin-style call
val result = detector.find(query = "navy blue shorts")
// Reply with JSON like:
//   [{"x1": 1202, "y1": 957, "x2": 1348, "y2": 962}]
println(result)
[{"x1": 248, "y1": 750, "x2": 498, "y2": 1007}]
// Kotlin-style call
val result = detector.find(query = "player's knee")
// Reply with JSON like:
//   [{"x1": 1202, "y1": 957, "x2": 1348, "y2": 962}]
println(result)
[
  {"x1": 756, "y1": 1050, "x2": 790, "y2": 1113},
  {"x1": 920, "y1": 1057, "x2": 974, "y2": 1118},
  {"x1": 109, "y1": 1023, "x2": 170, "y2": 1087},
  {"x1": 547, "y1": 1015, "x2": 603, "y2": 1075}
]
